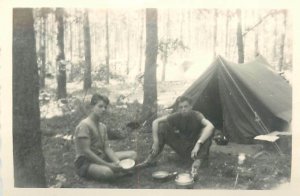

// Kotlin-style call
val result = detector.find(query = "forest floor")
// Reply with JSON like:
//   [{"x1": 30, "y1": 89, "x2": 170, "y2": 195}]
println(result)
[{"x1": 40, "y1": 80, "x2": 291, "y2": 190}]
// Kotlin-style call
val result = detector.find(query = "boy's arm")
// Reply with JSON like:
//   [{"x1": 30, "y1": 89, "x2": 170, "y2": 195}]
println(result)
[
  {"x1": 191, "y1": 113, "x2": 214, "y2": 159},
  {"x1": 101, "y1": 123, "x2": 121, "y2": 164},
  {"x1": 77, "y1": 137, "x2": 112, "y2": 167},
  {"x1": 151, "y1": 115, "x2": 168, "y2": 154},
  {"x1": 196, "y1": 118, "x2": 214, "y2": 144}
]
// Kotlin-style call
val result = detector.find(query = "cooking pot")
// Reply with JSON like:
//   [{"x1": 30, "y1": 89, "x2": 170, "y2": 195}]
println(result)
[
  {"x1": 152, "y1": 171, "x2": 178, "y2": 182},
  {"x1": 175, "y1": 173, "x2": 194, "y2": 189}
]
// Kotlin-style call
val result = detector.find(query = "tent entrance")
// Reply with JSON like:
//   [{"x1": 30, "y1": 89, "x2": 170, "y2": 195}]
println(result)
[{"x1": 192, "y1": 69, "x2": 224, "y2": 131}]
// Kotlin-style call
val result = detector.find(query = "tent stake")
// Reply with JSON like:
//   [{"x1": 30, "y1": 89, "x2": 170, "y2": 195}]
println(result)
[{"x1": 234, "y1": 172, "x2": 239, "y2": 189}]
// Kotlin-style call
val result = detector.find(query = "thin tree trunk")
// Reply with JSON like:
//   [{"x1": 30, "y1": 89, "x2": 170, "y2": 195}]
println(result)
[
  {"x1": 114, "y1": 24, "x2": 118, "y2": 73},
  {"x1": 139, "y1": 9, "x2": 144, "y2": 73},
  {"x1": 83, "y1": 9, "x2": 92, "y2": 90},
  {"x1": 225, "y1": 10, "x2": 229, "y2": 57},
  {"x1": 254, "y1": 29, "x2": 259, "y2": 56},
  {"x1": 188, "y1": 10, "x2": 191, "y2": 47},
  {"x1": 162, "y1": 11, "x2": 170, "y2": 82},
  {"x1": 92, "y1": 22, "x2": 96, "y2": 67},
  {"x1": 37, "y1": 16, "x2": 42, "y2": 81},
  {"x1": 272, "y1": 14, "x2": 278, "y2": 61},
  {"x1": 180, "y1": 9, "x2": 184, "y2": 42},
  {"x1": 74, "y1": 13, "x2": 78, "y2": 60},
  {"x1": 46, "y1": 15, "x2": 50, "y2": 68},
  {"x1": 161, "y1": 10, "x2": 171, "y2": 81},
  {"x1": 39, "y1": 15, "x2": 47, "y2": 88},
  {"x1": 278, "y1": 10, "x2": 287, "y2": 71},
  {"x1": 236, "y1": 9, "x2": 244, "y2": 63},
  {"x1": 51, "y1": 14, "x2": 55, "y2": 70},
  {"x1": 13, "y1": 8, "x2": 46, "y2": 187},
  {"x1": 77, "y1": 11, "x2": 82, "y2": 59},
  {"x1": 213, "y1": 9, "x2": 218, "y2": 58},
  {"x1": 161, "y1": 56, "x2": 167, "y2": 82},
  {"x1": 69, "y1": 18, "x2": 74, "y2": 81},
  {"x1": 55, "y1": 8, "x2": 67, "y2": 99},
  {"x1": 105, "y1": 10, "x2": 110, "y2": 84},
  {"x1": 69, "y1": 17, "x2": 73, "y2": 62},
  {"x1": 254, "y1": 11, "x2": 260, "y2": 57},
  {"x1": 141, "y1": 8, "x2": 158, "y2": 124},
  {"x1": 126, "y1": 13, "x2": 130, "y2": 75}
]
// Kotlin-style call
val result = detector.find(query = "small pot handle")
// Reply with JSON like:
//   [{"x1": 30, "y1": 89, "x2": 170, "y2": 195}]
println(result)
[{"x1": 168, "y1": 172, "x2": 178, "y2": 178}]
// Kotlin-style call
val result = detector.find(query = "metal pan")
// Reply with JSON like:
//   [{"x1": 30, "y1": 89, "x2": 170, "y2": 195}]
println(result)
[
  {"x1": 175, "y1": 173, "x2": 194, "y2": 189},
  {"x1": 152, "y1": 171, "x2": 178, "y2": 182}
]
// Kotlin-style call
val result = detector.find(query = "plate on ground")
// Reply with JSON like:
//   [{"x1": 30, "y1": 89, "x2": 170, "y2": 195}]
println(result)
[{"x1": 119, "y1": 159, "x2": 135, "y2": 170}]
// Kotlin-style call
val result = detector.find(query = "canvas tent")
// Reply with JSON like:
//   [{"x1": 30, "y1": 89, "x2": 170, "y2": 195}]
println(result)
[{"x1": 179, "y1": 55, "x2": 292, "y2": 144}]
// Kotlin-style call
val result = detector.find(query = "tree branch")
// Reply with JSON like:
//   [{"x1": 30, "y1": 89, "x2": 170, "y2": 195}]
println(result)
[{"x1": 242, "y1": 10, "x2": 281, "y2": 37}]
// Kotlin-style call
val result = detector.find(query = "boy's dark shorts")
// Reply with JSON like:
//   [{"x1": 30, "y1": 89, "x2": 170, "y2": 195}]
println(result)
[{"x1": 74, "y1": 156, "x2": 91, "y2": 178}]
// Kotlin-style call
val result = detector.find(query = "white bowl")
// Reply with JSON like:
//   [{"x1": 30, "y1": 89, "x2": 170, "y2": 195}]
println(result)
[{"x1": 119, "y1": 159, "x2": 135, "y2": 170}]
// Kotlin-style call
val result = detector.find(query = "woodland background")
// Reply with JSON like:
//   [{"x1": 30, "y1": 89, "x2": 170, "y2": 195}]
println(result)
[{"x1": 8, "y1": 8, "x2": 293, "y2": 189}]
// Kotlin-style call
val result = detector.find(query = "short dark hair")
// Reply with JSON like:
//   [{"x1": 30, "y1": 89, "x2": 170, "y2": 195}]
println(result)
[
  {"x1": 175, "y1": 96, "x2": 193, "y2": 105},
  {"x1": 90, "y1": 94, "x2": 110, "y2": 106}
]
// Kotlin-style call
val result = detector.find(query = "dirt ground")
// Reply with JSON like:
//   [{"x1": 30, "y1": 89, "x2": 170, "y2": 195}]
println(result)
[{"x1": 40, "y1": 81, "x2": 291, "y2": 189}]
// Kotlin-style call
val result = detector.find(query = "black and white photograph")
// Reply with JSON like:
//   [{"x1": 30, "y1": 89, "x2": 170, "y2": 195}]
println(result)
[{"x1": 0, "y1": 0, "x2": 299, "y2": 195}]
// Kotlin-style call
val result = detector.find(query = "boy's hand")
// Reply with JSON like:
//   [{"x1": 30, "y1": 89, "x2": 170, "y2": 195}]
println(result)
[
  {"x1": 109, "y1": 162, "x2": 123, "y2": 172},
  {"x1": 151, "y1": 142, "x2": 160, "y2": 154},
  {"x1": 191, "y1": 143, "x2": 200, "y2": 160}
]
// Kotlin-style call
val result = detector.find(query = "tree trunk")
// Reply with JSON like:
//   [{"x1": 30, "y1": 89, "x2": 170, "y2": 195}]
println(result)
[
  {"x1": 69, "y1": 18, "x2": 73, "y2": 62},
  {"x1": 51, "y1": 14, "x2": 55, "y2": 69},
  {"x1": 50, "y1": 14, "x2": 54, "y2": 68},
  {"x1": 236, "y1": 9, "x2": 244, "y2": 63},
  {"x1": 277, "y1": 10, "x2": 287, "y2": 71},
  {"x1": 114, "y1": 24, "x2": 118, "y2": 73},
  {"x1": 13, "y1": 8, "x2": 46, "y2": 187},
  {"x1": 105, "y1": 10, "x2": 110, "y2": 84},
  {"x1": 254, "y1": 28, "x2": 259, "y2": 56},
  {"x1": 272, "y1": 14, "x2": 278, "y2": 62},
  {"x1": 39, "y1": 15, "x2": 47, "y2": 89},
  {"x1": 161, "y1": 55, "x2": 167, "y2": 82},
  {"x1": 69, "y1": 18, "x2": 74, "y2": 82},
  {"x1": 213, "y1": 9, "x2": 218, "y2": 58},
  {"x1": 254, "y1": 11, "x2": 260, "y2": 57},
  {"x1": 188, "y1": 10, "x2": 191, "y2": 46},
  {"x1": 225, "y1": 10, "x2": 229, "y2": 56},
  {"x1": 46, "y1": 14, "x2": 50, "y2": 67},
  {"x1": 180, "y1": 10, "x2": 184, "y2": 42},
  {"x1": 83, "y1": 9, "x2": 92, "y2": 90},
  {"x1": 162, "y1": 10, "x2": 170, "y2": 82},
  {"x1": 139, "y1": 9, "x2": 144, "y2": 73},
  {"x1": 141, "y1": 8, "x2": 158, "y2": 124},
  {"x1": 77, "y1": 11, "x2": 82, "y2": 59},
  {"x1": 253, "y1": 11, "x2": 262, "y2": 57},
  {"x1": 55, "y1": 8, "x2": 67, "y2": 99},
  {"x1": 126, "y1": 13, "x2": 130, "y2": 75}
]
